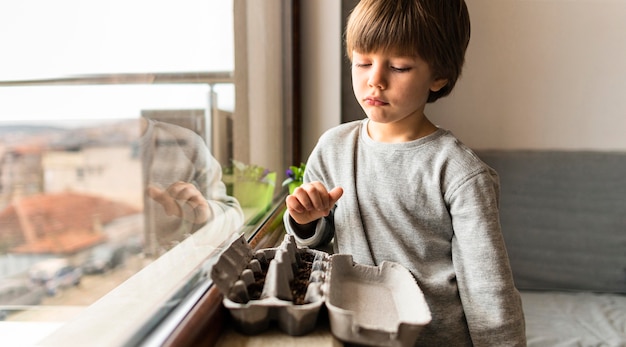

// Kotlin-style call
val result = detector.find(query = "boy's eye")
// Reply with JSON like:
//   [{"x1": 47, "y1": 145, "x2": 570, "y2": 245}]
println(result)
[
  {"x1": 354, "y1": 63, "x2": 371, "y2": 68},
  {"x1": 391, "y1": 66, "x2": 411, "y2": 72}
]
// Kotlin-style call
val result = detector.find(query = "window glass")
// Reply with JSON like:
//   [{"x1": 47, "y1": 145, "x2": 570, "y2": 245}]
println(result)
[
  {"x1": 0, "y1": 1, "x2": 291, "y2": 345},
  {"x1": 0, "y1": 0, "x2": 233, "y2": 78}
]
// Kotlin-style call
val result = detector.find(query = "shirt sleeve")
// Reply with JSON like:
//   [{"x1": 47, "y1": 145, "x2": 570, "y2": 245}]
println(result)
[
  {"x1": 448, "y1": 169, "x2": 527, "y2": 346},
  {"x1": 188, "y1": 133, "x2": 244, "y2": 228},
  {"x1": 283, "y1": 209, "x2": 335, "y2": 248}
]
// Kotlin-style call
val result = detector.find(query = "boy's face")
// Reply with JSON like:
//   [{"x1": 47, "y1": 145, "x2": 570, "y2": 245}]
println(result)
[{"x1": 351, "y1": 50, "x2": 447, "y2": 128}]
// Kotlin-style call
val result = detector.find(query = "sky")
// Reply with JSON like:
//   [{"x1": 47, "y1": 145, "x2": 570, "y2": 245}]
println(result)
[{"x1": 0, "y1": 0, "x2": 234, "y2": 124}]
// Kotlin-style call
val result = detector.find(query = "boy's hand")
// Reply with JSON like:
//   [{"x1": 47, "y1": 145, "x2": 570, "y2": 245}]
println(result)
[
  {"x1": 285, "y1": 181, "x2": 343, "y2": 225},
  {"x1": 147, "y1": 181, "x2": 210, "y2": 224}
]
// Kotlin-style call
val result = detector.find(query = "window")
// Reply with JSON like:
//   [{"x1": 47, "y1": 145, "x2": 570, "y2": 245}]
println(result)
[{"x1": 0, "y1": 1, "x2": 298, "y2": 345}]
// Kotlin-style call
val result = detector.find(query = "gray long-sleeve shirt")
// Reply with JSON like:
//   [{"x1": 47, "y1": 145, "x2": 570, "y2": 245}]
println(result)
[{"x1": 284, "y1": 119, "x2": 526, "y2": 346}]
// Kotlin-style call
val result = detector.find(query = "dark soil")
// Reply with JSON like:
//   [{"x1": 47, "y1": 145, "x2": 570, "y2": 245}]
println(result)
[
  {"x1": 290, "y1": 251, "x2": 315, "y2": 305},
  {"x1": 247, "y1": 259, "x2": 269, "y2": 300},
  {"x1": 245, "y1": 252, "x2": 315, "y2": 304}
]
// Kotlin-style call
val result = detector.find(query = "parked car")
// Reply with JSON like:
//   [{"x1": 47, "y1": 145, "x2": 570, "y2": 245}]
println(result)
[
  {"x1": 0, "y1": 279, "x2": 45, "y2": 320},
  {"x1": 125, "y1": 234, "x2": 144, "y2": 255},
  {"x1": 29, "y1": 258, "x2": 82, "y2": 296},
  {"x1": 82, "y1": 244, "x2": 126, "y2": 274}
]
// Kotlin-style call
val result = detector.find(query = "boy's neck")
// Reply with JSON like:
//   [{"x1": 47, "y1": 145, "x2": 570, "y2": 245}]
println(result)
[{"x1": 367, "y1": 116, "x2": 437, "y2": 143}]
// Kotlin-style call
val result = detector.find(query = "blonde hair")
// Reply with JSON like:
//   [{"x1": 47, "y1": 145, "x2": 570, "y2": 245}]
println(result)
[{"x1": 345, "y1": 0, "x2": 471, "y2": 102}]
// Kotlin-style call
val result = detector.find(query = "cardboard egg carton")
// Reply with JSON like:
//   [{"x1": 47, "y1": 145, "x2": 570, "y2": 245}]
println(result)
[{"x1": 210, "y1": 234, "x2": 431, "y2": 346}]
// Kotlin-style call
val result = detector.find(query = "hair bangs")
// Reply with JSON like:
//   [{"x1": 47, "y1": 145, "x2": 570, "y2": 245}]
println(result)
[{"x1": 346, "y1": 0, "x2": 426, "y2": 60}]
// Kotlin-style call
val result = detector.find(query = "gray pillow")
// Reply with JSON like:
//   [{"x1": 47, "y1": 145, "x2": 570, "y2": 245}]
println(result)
[{"x1": 477, "y1": 150, "x2": 626, "y2": 293}]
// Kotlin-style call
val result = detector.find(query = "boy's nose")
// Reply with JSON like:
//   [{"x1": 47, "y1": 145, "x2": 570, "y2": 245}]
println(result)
[{"x1": 367, "y1": 66, "x2": 386, "y2": 90}]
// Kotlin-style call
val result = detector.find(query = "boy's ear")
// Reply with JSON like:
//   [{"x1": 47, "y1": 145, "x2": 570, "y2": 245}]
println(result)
[{"x1": 430, "y1": 78, "x2": 448, "y2": 92}]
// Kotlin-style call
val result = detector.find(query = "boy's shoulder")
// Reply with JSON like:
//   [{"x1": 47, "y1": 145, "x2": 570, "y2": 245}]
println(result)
[
  {"x1": 318, "y1": 119, "x2": 364, "y2": 143},
  {"x1": 433, "y1": 130, "x2": 493, "y2": 173},
  {"x1": 151, "y1": 119, "x2": 201, "y2": 139}
]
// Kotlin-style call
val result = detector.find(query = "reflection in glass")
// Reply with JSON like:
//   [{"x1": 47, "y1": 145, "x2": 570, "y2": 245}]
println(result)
[
  {"x1": 0, "y1": 115, "x2": 247, "y2": 323},
  {"x1": 139, "y1": 116, "x2": 244, "y2": 255}
]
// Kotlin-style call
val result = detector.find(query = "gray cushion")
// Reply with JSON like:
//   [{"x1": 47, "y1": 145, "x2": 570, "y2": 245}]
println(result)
[{"x1": 477, "y1": 151, "x2": 626, "y2": 293}]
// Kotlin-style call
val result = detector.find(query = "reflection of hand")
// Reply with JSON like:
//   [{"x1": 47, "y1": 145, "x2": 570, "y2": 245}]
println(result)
[
  {"x1": 147, "y1": 182, "x2": 211, "y2": 224},
  {"x1": 285, "y1": 181, "x2": 343, "y2": 225}
]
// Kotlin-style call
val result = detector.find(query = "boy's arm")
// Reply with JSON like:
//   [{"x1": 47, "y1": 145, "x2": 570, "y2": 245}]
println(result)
[{"x1": 450, "y1": 171, "x2": 526, "y2": 346}]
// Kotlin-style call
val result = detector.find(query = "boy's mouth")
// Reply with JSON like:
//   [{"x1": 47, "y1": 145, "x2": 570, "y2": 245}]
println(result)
[{"x1": 364, "y1": 96, "x2": 388, "y2": 106}]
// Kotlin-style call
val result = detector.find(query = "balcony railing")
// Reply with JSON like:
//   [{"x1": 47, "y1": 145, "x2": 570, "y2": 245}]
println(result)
[
  {"x1": 0, "y1": 71, "x2": 233, "y2": 86},
  {"x1": 0, "y1": 71, "x2": 235, "y2": 166}
]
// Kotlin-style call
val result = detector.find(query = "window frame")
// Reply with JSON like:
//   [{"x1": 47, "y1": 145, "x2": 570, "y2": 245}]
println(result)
[
  {"x1": 157, "y1": 1, "x2": 301, "y2": 343},
  {"x1": 154, "y1": 0, "x2": 302, "y2": 347}
]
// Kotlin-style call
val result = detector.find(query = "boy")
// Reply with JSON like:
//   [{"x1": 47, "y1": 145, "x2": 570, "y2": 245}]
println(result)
[{"x1": 283, "y1": 0, "x2": 526, "y2": 345}]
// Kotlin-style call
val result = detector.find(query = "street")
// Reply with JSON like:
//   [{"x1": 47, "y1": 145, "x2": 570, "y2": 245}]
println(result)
[{"x1": 6, "y1": 254, "x2": 150, "y2": 322}]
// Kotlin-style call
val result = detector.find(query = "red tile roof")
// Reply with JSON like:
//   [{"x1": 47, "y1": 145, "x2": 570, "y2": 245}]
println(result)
[
  {"x1": 10, "y1": 144, "x2": 45, "y2": 155},
  {"x1": 0, "y1": 192, "x2": 140, "y2": 254}
]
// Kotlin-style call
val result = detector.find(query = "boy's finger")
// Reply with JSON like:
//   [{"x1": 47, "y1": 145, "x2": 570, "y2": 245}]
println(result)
[
  {"x1": 286, "y1": 193, "x2": 307, "y2": 213},
  {"x1": 328, "y1": 187, "x2": 344, "y2": 205},
  {"x1": 306, "y1": 182, "x2": 332, "y2": 211},
  {"x1": 297, "y1": 183, "x2": 321, "y2": 210}
]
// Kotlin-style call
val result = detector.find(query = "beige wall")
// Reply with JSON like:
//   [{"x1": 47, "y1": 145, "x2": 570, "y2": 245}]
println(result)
[
  {"x1": 300, "y1": 0, "x2": 342, "y2": 158},
  {"x1": 301, "y1": 0, "x2": 626, "y2": 155},
  {"x1": 428, "y1": 0, "x2": 626, "y2": 151}
]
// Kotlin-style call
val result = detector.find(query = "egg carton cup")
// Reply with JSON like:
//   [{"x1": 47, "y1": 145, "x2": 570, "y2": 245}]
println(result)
[{"x1": 210, "y1": 234, "x2": 431, "y2": 346}]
